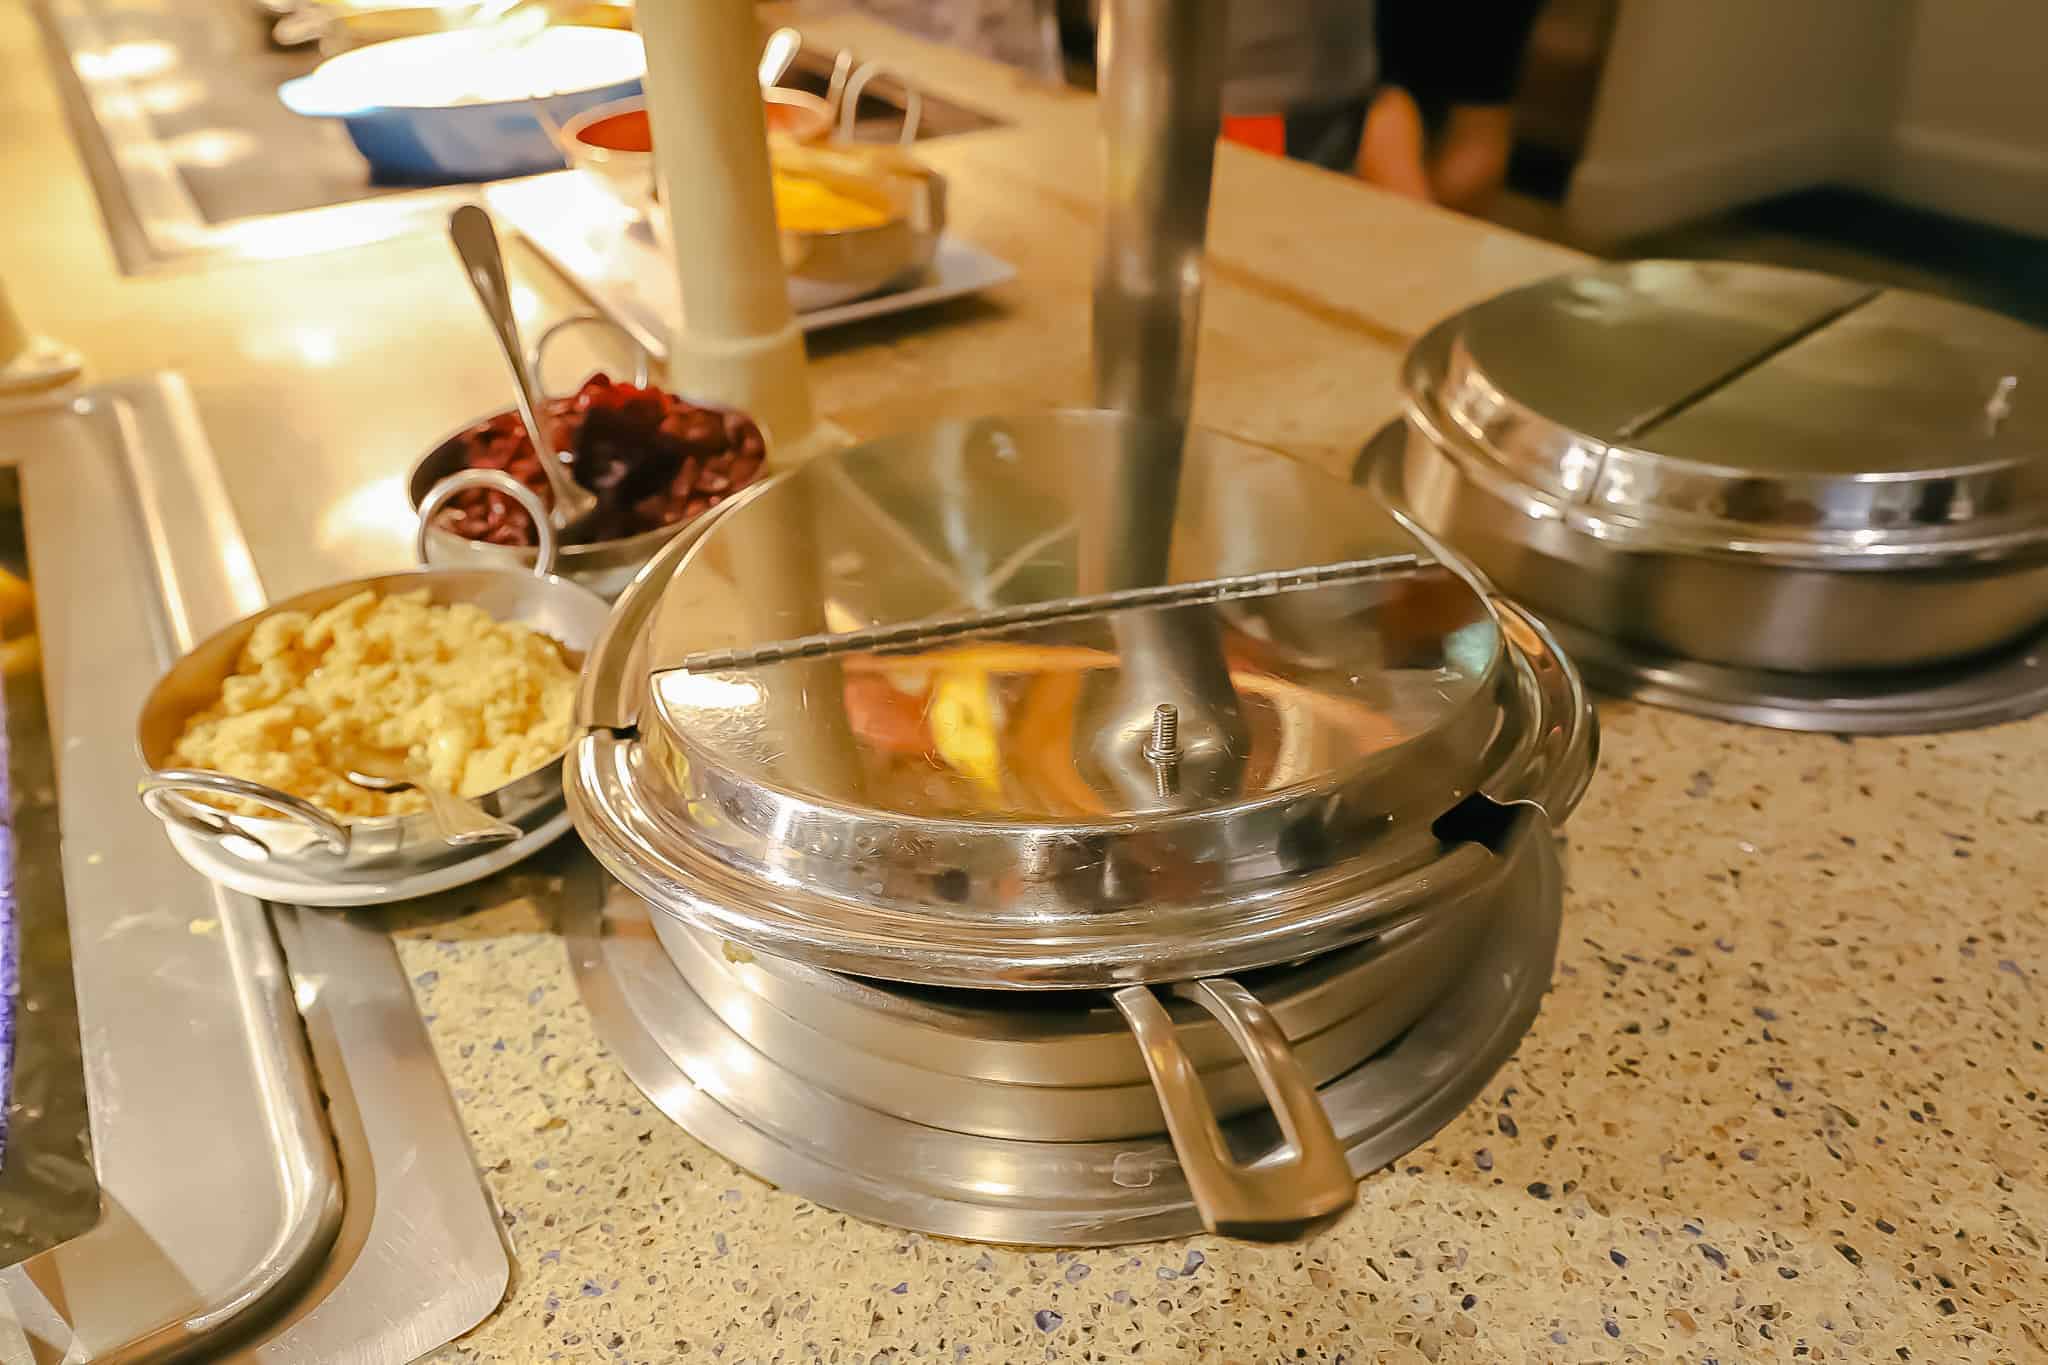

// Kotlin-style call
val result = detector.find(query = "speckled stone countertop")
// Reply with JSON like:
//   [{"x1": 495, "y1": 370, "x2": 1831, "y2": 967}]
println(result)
[
  {"x1": 6, "y1": 1, "x2": 2042, "y2": 1357},
  {"x1": 394, "y1": 704, "x2": 2047, "y2": 1364},
  {"x1": 373, "y1": 17, "x2": 2048, "y2": 1363}
]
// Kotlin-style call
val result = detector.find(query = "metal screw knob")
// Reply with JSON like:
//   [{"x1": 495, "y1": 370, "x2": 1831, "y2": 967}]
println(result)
[
  {"x1": 1143, "y1": 703, "x2": 1181, "y2": 797},
  {"x1": 1986, "y1": 375, "x2": 2018, "y2": 435},
  {"x1": 1144, "y1": 703, "x2": 1180, "y2": 762}
]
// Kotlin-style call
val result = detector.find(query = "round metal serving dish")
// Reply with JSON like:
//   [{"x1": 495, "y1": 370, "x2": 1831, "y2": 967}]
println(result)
[
  {"x1": 566, "y1": 409, "x2": 1594, "y2": 1241},
  {"x1": 1360, "y1": 419, "x2": 2048, "y2": 733},
  {"x1": 1386, "y1": 260, "x2": 2048, "y2": 675},
  {"x1": 409, "y1": 317, "x2": 767, "y2": 601},
  {"x1": 138, "y1": 474, "x2": 611, "y2": 883},
  {"x1": 568, "y1": 411, "x2": 1596, "y2": 990}
]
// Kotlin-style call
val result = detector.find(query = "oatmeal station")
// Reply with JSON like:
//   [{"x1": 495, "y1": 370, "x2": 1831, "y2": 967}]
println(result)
[{"x1": 0, "y1": 0, "x2": 2044, "y2": 1361}]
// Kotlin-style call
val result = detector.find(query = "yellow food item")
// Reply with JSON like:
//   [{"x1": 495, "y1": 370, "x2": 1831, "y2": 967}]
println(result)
[
  {"x1": 0, "y1": 635, "x2": 37, "y2": 680},
  {"x1": 168, "y1": 588, "x2": 576, "y2": 820},
  {"x1": 0, "y1": 568, "x2": 33, "y2": 629},
  {"x1": 0, "y1": 568, "x2": 38, "y2": 680},
  {"x1": 927, "y1": 665, "x2": 1002, "y2": 793},
  {"x1": 772, "y1": 171, "x2": 890, "y2": 233}
]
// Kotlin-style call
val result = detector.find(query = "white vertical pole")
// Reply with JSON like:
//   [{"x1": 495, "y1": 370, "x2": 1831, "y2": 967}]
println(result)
[{"x1": 635, "y1": 1, "x2": 817, "y2": 450}]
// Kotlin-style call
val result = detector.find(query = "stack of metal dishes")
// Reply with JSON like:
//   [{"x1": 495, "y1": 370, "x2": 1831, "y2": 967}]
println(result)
[
  {"x1": 1360, "y1": 260, "x2": 2048, "y2": 733},
  {"x1": 565, "y1": 410, "x2": 1596, "y2": 1245}
]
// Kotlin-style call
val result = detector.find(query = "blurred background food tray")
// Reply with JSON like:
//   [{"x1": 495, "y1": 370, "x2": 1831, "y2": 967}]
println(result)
[{"x1": 485, "y1": 171, "x2": 1017, "y2": 359}]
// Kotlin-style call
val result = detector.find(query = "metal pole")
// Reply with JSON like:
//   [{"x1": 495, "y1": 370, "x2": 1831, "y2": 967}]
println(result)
[
  {"x1": 1092, "y1": 0, "x2": 1228, "y2": 424},
  {"x1": 1082, "y1": 0, "x2": 1244, "y2": 812}
]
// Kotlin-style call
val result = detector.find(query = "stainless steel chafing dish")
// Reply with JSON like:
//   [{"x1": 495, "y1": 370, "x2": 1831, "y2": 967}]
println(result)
[
  {"x1": 567, "y1": 410, "x2": 1597, "y2": 1242},
  {"x1": 566, "y1": 0, "x2": 1591, "y2": 1246},
  {"x1": 1366, "y1": 261, "x2": 2048, "y2": 689}
]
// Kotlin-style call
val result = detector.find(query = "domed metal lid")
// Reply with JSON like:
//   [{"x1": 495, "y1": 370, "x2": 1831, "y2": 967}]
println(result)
[
  {"x1": 1410, "y1": 260, "x2": 2048, "y2": 562},
  {"x1": 569, "y1": 412, "x2": 1594, "y2": 988}
]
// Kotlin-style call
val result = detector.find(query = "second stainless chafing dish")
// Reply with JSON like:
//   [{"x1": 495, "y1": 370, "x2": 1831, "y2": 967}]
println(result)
[{"x1": 1366, "y1": 261, "x2": 2048, "y2": 690}]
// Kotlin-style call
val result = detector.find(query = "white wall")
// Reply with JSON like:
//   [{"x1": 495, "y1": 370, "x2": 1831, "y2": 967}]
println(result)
[
  {"x1": 1879, "y1": 0, "x2": 2048, "y2": 236},
  {"x1": 1564, "y1": 0, "x2": 1907, "y2": 243},
  {"x1": 1565, "y1": 0, "x2": 2048, "y2": 242}
]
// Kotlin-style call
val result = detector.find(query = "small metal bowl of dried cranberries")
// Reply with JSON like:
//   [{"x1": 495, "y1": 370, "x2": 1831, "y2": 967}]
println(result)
[{"x1": 410, "y1": 328, "x2": 769, "y2": 600}]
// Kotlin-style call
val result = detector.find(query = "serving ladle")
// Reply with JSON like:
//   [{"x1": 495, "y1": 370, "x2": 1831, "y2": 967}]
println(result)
[
  {"x1": 346, "y1": 752, "x2": 520, "y2": 847},
  {"x1": 449, "y1": 204, "x2": 601, "y2": 540}
]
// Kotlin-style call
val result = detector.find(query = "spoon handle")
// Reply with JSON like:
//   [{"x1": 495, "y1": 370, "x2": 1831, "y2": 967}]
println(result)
[
  {"x1": 448, "y1": 205, "x2": 589, "y2": 521},
  {"x1": 415, "y1": 778, "x2": 521, "y2": 847},
  {"x1": 758, "y1": 26, "x2": 801, "y2": 87}
]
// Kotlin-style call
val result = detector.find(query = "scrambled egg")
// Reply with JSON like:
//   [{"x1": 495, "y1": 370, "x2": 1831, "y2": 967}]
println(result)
[{"x1": 168, "y1": 589, "x2": 576, "y2": 820}]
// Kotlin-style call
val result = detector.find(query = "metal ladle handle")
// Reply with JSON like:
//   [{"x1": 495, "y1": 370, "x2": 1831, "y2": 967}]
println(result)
[
  {"x1": 529, "y1": 313, "x2": 652, "y2": 403},
  {"x1": 447, "y1": 204, "x2": 595, "y2": 528},
  {"x1": 141, "y1": 769, "x2": 351, "y2": 857},
  {"x1": 1113, "y1": 977, "x2": 1356, "y2": 1241},
  {"x1": 415, "y1": 468, "x2": 560, "y2": 577},
  {"x1": 822, "y1": 48, "x2": 854, "y2": 123}
]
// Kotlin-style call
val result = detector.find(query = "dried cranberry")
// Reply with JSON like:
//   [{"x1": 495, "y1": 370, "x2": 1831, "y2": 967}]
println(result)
[{"x1": 437, "y1": 374, "x2": 766, "y2": 546}]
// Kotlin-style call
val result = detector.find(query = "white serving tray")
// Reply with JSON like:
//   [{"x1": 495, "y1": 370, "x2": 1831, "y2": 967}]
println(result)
[{"x1": 485, "y1": 171, "x2": 1017, "y2": 361}]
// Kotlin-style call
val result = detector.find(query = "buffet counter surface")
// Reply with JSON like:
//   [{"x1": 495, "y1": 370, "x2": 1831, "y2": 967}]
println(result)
[{"x1": 3, "y1": 5, "x2": 2042, "y2": 1361}]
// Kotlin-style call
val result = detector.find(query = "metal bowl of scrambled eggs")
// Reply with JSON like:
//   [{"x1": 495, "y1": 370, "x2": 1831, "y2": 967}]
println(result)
[
  {"x1": 772, "y1": 142, "x2": 947, "y2": 311},
  {"x1": 644, "y1": 141, "x2": 948, "y2": 313},
  {"x1": 136, "y1": 472, "x2": 613, "y2": 884}
]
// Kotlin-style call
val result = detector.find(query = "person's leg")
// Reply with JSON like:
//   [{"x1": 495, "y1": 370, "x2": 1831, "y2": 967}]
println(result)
[
  {"x1": 1282, "y1": 99, "x2": 1370, "y2": 173},
  {"x1": 1357, "y1": 86, "x2": 1431, "y2": 200}
]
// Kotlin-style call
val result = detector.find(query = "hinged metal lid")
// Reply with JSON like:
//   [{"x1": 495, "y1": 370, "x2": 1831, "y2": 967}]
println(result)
[
  {"x1": 568, "y1": 412, "x2": 1595, "y2": 987},
  {"x1": 1412, "y1": 260, "x2": 2048, "y2": 561}
]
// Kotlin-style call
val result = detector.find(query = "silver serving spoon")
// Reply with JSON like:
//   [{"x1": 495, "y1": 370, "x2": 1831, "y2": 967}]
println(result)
[
  {"x1": 346, "y1": 754, "x2": 520, "y2": 848},
  {"x1": 448, "y1": 204, "x2": 601, "y2": 539}
]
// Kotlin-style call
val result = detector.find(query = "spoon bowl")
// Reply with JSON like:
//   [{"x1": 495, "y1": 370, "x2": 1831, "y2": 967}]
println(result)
[{"x1": 346, "y1": 757, "x2": 522, "y2": 847}]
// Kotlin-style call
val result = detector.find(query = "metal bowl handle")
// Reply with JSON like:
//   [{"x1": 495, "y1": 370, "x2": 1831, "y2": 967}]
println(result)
[
  {"x1": 415, "y1": 468, "x2": 559, "y2": 578},
  {"x1": 1112, "y1": 978, "x2": 1356, "y2": 1241},
  {"x1": 838, "y1": 61, "x2": 921, "y2": 145},
  {"x1": 530, "y1": 314, "x2": 652, "y2": 402},
  {"x1": 823, "y1": 48, "x2": 854, "y2": 122},
  {"x1": 140, "y1": 768, "x2": 351, "y2": 856}
]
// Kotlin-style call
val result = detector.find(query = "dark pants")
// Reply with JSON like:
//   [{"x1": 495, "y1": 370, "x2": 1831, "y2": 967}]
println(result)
[{"x1": 1283, "y1": 99, "x2": 1371, "y2": 173}]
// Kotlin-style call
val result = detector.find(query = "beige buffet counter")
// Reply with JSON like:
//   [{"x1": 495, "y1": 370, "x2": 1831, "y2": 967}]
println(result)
[{"x1": 4, "y1": 5, "x2": 2044, "y2": 1362}]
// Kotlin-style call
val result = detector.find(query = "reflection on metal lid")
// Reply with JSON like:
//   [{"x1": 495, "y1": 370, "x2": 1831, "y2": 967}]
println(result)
[
  {"x1": 563, "y1": 412, "x2": 1597, "y2": 988},
  {"x1": 642, "y1": 411, "x2": 1506, "y2": 826}
]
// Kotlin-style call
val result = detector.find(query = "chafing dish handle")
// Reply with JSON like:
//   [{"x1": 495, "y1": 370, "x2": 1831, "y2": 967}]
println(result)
[
  {"x1": 415, "y1": 469, "x2": 559, "y2": 576},
  {"x1": 1113, "y1": 978, "x2": 1356, "y2": 1242},
  {"x1": 140, "y1": 769, "x2": 351, "y2": 855}
]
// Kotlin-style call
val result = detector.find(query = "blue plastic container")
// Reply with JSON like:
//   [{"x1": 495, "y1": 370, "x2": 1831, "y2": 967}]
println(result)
[{"x1": 278, "y1": 27, "x2": 645, "y2": 185}]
